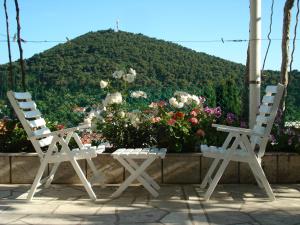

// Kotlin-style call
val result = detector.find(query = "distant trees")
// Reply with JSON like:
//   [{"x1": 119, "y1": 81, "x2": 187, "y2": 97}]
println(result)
[{"x1": 0, "y1": 30, "x2": 299, "y2": 125}]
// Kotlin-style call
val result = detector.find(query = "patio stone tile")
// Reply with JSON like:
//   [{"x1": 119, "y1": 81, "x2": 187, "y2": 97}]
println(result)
[
  {"x1": 0, "y1": 214, "x2": 29, "y2": 224},
  {"x1": 21, "y1": 214, "x2": 84, "y2": 225},
  {"x1": 0, "y1": 156, "x2": 10, "y2": 184},
  {"x1": 50, "y1": 160, "x2": 86, "y2": 184},
  {"x1": 87, "y1": 154, "x2": 124, "y2": 184},
  {"x1": 201, "y1": 157, "x2": 239, "y2": 184},
  {"x1": 261, "y1": 154, "x2": 277, "y2": 183},
  {"x1": 163, "y1": 154, "x2": 200, "y2": 184},
  {"x1": 161, "y1": 211, "x2": 193, "y2": 225},
  {"x1": 124, "y1": 158, "x2": 162, "y2": 184},
  {"x1": 278, "y1": 154, "x2": 300, "y2": 183},
  {"x1": 53, "y1": 202, "x2": 101, "y2": 215},
  {"x1": 1, "y1": 202, "x2": 58, "y2": 215},
  {"x1": 117, "y1": 207, "x2": 168, "y2": 223},
  {"x1": 247, "y1": 209, "x2": 300, "y2": 225},
  {"x1": 80, "y1": 215, "x2": 116, "y2": 225},
  {"x1": 11, "y1": 156, "x2": 46, "y2": 184}
]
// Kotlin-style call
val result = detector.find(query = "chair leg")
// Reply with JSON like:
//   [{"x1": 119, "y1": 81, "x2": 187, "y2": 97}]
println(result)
[
  {"x1": 44, "y1": 162, "x2": 61, "y2": 188},
  {"x1": 249, "y1": 159, "x2": 275, "y2": 201},
  {"x1": 200, "y1": 158, "x2": 220, "y2": 189},
  {"x1": 204, "y1": 158, "x2": 230, "y2": 201},
  {"x1": 69, "y1": 158, "x2": 97, "y2": 201},
  {"x1": 27, "y1": 159, "x2": 48, "y2": 201},
  {"x1": 86, "y1": 158, "x2": 106, "y2": 187},
  {"x1": 248, "y1": 162, "x2": 264, "y2": 188}
]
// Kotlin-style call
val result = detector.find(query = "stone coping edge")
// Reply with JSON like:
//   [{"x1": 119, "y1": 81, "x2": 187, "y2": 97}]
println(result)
[{"x1": 0, "y1": 152, "x2": 298, "y2": 157}]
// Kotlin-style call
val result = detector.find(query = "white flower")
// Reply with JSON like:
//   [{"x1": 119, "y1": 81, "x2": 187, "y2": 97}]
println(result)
[
  {"x1": 84, "y1": 117, "x2": 92, "y2": 125},
  {"x1": 177, "y1": 102, "x2": 184, "y2": 108},
  {"x1": 112, "y1": 70, "x2": 124, "y2": 79},
  {"x1": 127, "y1": 112, "x2": 140, "y2": 127},
  {"x1": 130, "y1": 91, "x2": 147, "y2": 99},
  {"x1": 169, "y1": 97, "x2": 178, "y2": 107},
  {"x1": 119, "y1": 111, "x2": 125, "y2": 118},
  {"x1": 100, "y1": 80, "x2": 108, "y2": 89},
  {"x1": 123, "y1": 73, "x2": 136, "y2": 83},
  {"x1": 180, "y1": 95, "x2": 188, "y2": 103},
  {"x1": 129, "y1": 68, "x2": 136, "y2": 76},
  {"x1": 103, "y1": 92, "x2": 123, "y2": 106}
]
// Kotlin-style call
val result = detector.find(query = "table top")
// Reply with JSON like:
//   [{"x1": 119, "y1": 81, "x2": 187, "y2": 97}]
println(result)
[{"x1": 112, "y1": 148, "x2": 167, "y2": 159}]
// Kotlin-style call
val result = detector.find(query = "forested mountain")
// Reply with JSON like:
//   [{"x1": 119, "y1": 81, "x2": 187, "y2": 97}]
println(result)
[{"x1": 0, "y1": 29, "x2": 299, "y2": 125}]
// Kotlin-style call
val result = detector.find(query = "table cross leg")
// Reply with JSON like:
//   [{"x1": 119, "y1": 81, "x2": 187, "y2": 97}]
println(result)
[
  {"x1": 125, "y1": 158, "x2": 160, "y2": 190},
  {"x1": 112, "y1": 156, "x2": 159, "y2": 198}
]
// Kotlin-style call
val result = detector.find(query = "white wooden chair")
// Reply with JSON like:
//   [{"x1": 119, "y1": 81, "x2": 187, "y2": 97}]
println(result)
[
  {"x1": 200, "y1": 84, "x2": 285, "y2": 201},
  {"x1": 7, "y1": 91, "x2": 105, "y2": 201}
]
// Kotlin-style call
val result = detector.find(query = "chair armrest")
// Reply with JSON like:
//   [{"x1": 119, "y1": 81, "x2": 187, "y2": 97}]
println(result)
[
  {"x1": 28, "y1": 124, "x2": 90, "y2": 141},
  {"x1": 212, "y1": 124, "x2": 252, "y2": 135}
]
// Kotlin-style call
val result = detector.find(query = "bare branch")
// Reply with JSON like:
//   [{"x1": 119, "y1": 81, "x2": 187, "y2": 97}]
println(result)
[
  {"x1": 4, "y1": 0, "x2": 14, "y2": 90},
  {"x1": 14, "y1": 0, "x2": 26, "y2": 91}
]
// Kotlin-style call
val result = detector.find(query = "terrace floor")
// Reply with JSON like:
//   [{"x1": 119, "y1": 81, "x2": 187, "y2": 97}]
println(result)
[{"x1": 0, "y1": 184, "x2": 300, "y2": 225}]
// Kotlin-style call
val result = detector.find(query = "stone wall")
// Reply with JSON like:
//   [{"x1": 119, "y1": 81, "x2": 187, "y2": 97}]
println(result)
[{"x1": 0, "y1": 153, "x2": 299, "y2": 184}]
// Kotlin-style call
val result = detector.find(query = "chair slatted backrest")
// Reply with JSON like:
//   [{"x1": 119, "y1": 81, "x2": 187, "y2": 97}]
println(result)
[
  {"x1": 7, "y1": 91, "x2": 53, "y2": 157},
  {"x1": 251, "y1": 84, "x2": 285, "y2": 157}
]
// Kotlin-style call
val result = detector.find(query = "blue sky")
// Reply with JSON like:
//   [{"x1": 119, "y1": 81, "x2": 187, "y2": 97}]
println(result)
[{"x1": 0, "y1": 0, "x2": 299, "y2": 70}]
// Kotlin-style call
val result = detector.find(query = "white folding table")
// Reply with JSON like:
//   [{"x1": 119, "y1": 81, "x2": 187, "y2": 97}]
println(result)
[{"x1": 111, "y1": 148, "x2": 167, "y2": 198}]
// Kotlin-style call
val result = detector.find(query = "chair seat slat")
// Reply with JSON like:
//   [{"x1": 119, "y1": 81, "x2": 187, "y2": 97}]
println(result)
[
  {"x1": 256, "y1": 115, "x2": 269, "y2": 124},
  {"x1": 262, "y1": 96, "x2": 275, "y2": 104},
  {"x1": 14, "y1": 92, "x2": 32, "y2": 100},
  {"x1": 19, "y1": 101, "x2": 37, "y2": 109},
  {"x1": 266, "y1": 85, "x2": 278, "y2": 94},
  {"x1": 24, "y1": 110, "x2": 41, "y2": 119},
  {"x1": 33, "y1": 127, "x2": 51, "y2": 137},
  {"x1": 259, "y1": 105, "x2": 272, "y2": 114},
  {"x1": 28, "y1": 118, "x2": 46, "y2": 128}
]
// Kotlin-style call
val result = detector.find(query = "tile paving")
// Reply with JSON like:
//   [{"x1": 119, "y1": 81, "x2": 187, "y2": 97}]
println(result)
[{"x1": 0, "y1": 184, "x2": 299, "y2": 225}]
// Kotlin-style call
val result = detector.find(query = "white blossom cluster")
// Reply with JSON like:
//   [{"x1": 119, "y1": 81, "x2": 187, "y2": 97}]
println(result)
[
  {"x1": 112, "y1": 68, "x2": 137, "y2": 83},
  {"x1": 103, "y1": 92, "x2": 123, "y2": 106},
  {"x1": 130, "y1": 91, "x2": 147, "y2": 99},
  {"x1": 169, "y1": 91, "x2": 201, "y2": 108},
  {"x1": 285, "y1": 121, "x2": 300, "y2": 128}
]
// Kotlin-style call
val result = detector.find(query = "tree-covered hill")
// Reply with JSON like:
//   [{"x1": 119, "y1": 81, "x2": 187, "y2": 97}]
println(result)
[{"x1": 0, "y1": 29, "x2": 299, "y2": 125}]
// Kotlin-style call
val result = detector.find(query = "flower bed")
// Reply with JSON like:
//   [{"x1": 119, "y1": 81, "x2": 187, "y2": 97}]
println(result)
[{"x1": 0, "y1": 68, "x2": 299, "y2": 153}]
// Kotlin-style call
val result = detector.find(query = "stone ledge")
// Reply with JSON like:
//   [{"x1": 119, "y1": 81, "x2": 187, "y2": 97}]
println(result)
[{"x1": 0, "y1": 152, "x2": 299, "y2": 184}]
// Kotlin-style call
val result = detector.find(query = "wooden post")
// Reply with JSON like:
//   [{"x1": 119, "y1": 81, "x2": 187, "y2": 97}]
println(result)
[{"x1": 249, "y1": 0, "x2": 261, "y2": 128}]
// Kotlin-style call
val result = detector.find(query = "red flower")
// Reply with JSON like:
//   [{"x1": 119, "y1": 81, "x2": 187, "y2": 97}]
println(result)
[
  {"x1": 56, "y1": 124, "x2": 65, "y2": 130},
  {"x1": 196, "y1": 129, "x2": 205, "y2": 137},
  {"x1": 167, "y1": 118, "x2": 176, "y2": 126},
  {"x1": 189, "y1": 117, "x2": 198, "y2": 125},
  {"x1": 173, "y1": 112, "x2": 185, "y2": 120}
]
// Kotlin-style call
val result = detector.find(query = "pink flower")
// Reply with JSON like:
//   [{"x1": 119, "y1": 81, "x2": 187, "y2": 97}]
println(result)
[
  {"x1": 157, "y1": 101, "x2": 167, "y2": 107},
  {"x1": 204, "y1": 107, "x2": 213, "y2": 115},
  {"x1": 190, "y1": 110, "x2": 198, "y2": 117},
  {"x1": 189, "y1": 117, "x2": 198, "y2": 125},
  {"x1": 196, "y1": 129, "x2": 205, "y2": 137},
  {"x1": 167, "y1": 119, "x2": 176, "y2": 126},
  {"x1": 151, "y1": 117, "x2": 161, "y2": 123},
  {"x1": 214, "y1": 107, "x2": 222, "y2": 118}
]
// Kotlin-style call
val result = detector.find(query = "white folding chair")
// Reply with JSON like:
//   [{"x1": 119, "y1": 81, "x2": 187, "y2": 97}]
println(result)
[
  {"x1": 7, "y1": 91, "x2": 106, "y2": 201},
  {"x1": 200, "y1": 84, "x2": 285, "y2": 201}
]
